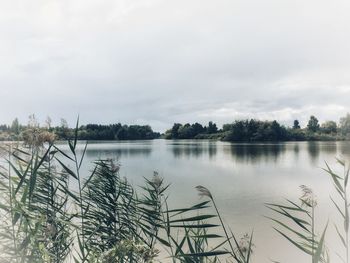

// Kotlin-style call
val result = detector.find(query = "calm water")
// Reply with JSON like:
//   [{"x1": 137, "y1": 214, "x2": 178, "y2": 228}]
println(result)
[{"x1": 63, "y1": 140, "x2": 350, "y2": 263}]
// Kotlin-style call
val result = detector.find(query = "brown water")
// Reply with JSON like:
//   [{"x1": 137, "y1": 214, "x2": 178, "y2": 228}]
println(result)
[{"x1": 62, "y1": 139, "x2": 350, "y2": 263}]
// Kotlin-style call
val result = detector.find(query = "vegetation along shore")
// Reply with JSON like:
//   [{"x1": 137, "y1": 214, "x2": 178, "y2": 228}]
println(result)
[
  {"x1": 0, "y1": 120, "x2": 349, "y2": 262},
  {"x1": 2, "y1": 113, "x2": 350, "y2": 142}
]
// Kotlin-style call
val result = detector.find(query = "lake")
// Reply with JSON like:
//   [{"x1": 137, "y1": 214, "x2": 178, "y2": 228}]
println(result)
[{"x1": 61, "y1": 139, "x2": 350, "y2": 263}]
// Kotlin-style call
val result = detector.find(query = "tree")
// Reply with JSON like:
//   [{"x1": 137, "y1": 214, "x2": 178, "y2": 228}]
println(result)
[
  {"x1": 269, "y1": 120, "x2": 287, "y2": 140},
  {"x1": 293, "y1": 120, "x2": 300, "y2": 129},
  {"x1": 339, "y1": 113, "x2": 350, "y2": 136},
  {"x1": 222, "y1": 123, "x2": 233, "y2": 132},
  {"x1": 191, "y1": 123, "x2": 205, "y2": 135},
  {"x1": 207, "y1": 121, "x2": 218, "y2": 134},
  {"x1": 223, "y1": 120, "x2": 245, "y2": 141},
  {"x1": 178, "y1": 124, "x2": 194, "y2": 139},
  {"x1": 170, "y1": 123, "x2": 182, "y2": 139},
  {"x1": 10, "y1": 118, "x2": 20, "y2": 134},
  {"x1": 307, "y1": 116, "x2": 320, "y2": 133},
  {"x1": 321, "y1": 121, "x2": 337, "y2": 134}
]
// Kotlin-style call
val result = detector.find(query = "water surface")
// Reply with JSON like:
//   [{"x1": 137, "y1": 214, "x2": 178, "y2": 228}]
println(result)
[{"x1": 65, "y1": 140, "x2": 350, "y2": 262}]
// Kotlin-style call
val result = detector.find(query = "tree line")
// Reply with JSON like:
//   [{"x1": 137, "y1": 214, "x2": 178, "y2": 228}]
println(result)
[
  {"x1": 164, "y1": 113, "x2": 350, "y2": 141},
  {"x1": 0, "y1": 115, "x2": 160, "y2": 141},
  {"x1": 1, "y1": 113, "x2": 350, "y2": 141},
  {"x1": 77, "y1": 123, "x2": 160, "y2": 140}
]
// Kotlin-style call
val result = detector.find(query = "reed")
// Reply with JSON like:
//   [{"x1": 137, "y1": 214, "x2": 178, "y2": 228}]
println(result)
[
  {"x1": 323, "y1": 159, "x2": 349, "y2": 263},
  {"x1": 266, "y1": 185, "x2": 329, "y2": 263},
  {"x1": 0, "y1": 123, "x2": 349, "y2": 263}
]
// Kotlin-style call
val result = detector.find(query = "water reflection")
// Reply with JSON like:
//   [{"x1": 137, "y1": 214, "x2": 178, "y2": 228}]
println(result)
[
  {"x1": 170, "y1": 141, "x2": 217, "y2": 159},
  {"x1": 306, "y1": 142, "x2": 339, "y2": 164},
  {"x1": 166, "y1": 141, "x2": 346, "y2": 164},
  {"x1": 307, "y1": 142, "x2": 321, "y2": 164},
  {"x1": 208, "y1": 143, "x2": 217, "y2": 158},
  {"x1": 293, "y1": 143, "x2": 300, "y2": 155},
  {"x1": 225, "y1": 143, "x2": 286, "y2": 164},
  {"x1": 83, "y1": 147, "x2": 152, "y2": 158},
  {"x1": 338, "y1": 142, "x2": 350, "y2": 157},
  {"x1": 71, "y1": 140, "x2": 350, "y2": 167},
  {"x1": 67, "y1": 139, "x2": 350, "y2": 263}
]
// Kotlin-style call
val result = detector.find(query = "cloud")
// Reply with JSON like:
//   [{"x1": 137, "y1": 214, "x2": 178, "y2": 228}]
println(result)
[{"x1": 0, "y1": 0, "x2": 349, "y2": 131}]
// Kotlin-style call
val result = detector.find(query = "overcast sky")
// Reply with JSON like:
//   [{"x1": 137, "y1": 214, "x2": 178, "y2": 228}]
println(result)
[{"x1": 1, "y1": 0, "x2": 350, "y2": 131}]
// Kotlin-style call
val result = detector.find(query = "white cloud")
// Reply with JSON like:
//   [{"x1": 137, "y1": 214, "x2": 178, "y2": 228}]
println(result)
[{"x1": 0, "y1": 0, "x2": 350, "y2": 131}]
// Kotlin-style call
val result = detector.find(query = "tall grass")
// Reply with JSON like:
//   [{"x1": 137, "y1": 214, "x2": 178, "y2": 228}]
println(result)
[
  {"x1": 0, "y1": 124, "x2": 349, "y2": 263},
  {"x1": 266, "y1": 186, "x2": 329, "y2": 263},
  {"x1": 323, "y1": 159, "x2": 350, "y2": 263},
  {"x1": 0, "y1": 124, "x2": 252, "y2": 263}
]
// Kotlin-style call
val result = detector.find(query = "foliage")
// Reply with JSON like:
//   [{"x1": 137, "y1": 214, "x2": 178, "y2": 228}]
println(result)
[
  {"x1": 339, "y1": 113, "x2": 350, "y2": 137},
  {"x1": 2, "y1": 121, "x2": 350, "y2": 263},
  {"x1": 67, "y1": 124, "x2": 160, "y2": 140},
  {"x1": 3, "y1": 113, "x2": 350, "y2": 142},
  {"x1": 0, "y1": 124, "x2": 252, "y2": 263},
  {"x1": 222, "y1": 119, "x2": 288, "y2": 142},
  {"x1": 293, "y1": 120, "x2": 301, "y2": 129},
  {"x1": 307, "y1": 116, "x2": 320, "y2": 133},
  {"x1": 0, "y1": 139, "x2": 72, "y2": 263},
  {"x1": 323, "y1": 159, "x2": 350, "y2": 263},
  {"x1": 266, "y1": 186, "x2": 329, "y2": 263},
  {"x1": 164, "y1": 122, "x2": 218, "y2": 139},
  {"x1": 321, "y1": 121, "x2": 337, "y2": 134}
]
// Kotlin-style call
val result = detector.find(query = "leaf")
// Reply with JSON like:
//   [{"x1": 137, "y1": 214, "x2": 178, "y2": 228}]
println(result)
[
  {"x1": 334, "y1": 224, "x2": 346, "y2": 247},
  {"x1": 168, "y1": 201, "x2": 211, "y2": 215},
  {"x1": 29, "y1": 146, "x2": 52, "y2": 199},
  {"x1": 181, "y1": 250, "x2": 230, "y2": 257},
  {"x1": 53, "y1": 145, "x2": 74, "y2": 161},
  {"x1": 74, "y1": 116, "x2": 79, "y2": 149},
  {"x1": 345, "y1": 203, "x2": 349, "y2": 232},
  {"x1": 274, "y1": 228, "x2": 312, "y2": 255},
  {"x1": 68, "y1": 140, "x2": 75, "y2": 155},
  {"x1": 79, "y1": 141, "x2": 88, "y2": 169},
  {"x1": 170, "y1": 214, "x2": 216, "y2": 223},
  {"x1": 246, "y1": 231, "x2": 254, "y2": 263},
  {"x1": 313, "y1": 223, "x2": 328, "y2": 263},
  {"x1": 267, "y1": 205, "x2": 310, "y2": 232},
  {"x1": 336, "y1": 158, "x2": 345, "y2": 166},
  {"x1": 170, "y1": 224, "x2": 219, "y2": 228},
  {"x1": 55, "y1": 158, "x2": 78, "y2": 180},
  {"x1": 12, "y1": 157, "x2": 33, "y2": 194},
  {"x1": 324, "y1": 162, "x2": 344, "y2": 193},
  {"x1": 330, "y1": 197, "x2": 345, "y2": 219},
  {"x1": 266, "y1": 216, "x2": 312, "y2": 242}
]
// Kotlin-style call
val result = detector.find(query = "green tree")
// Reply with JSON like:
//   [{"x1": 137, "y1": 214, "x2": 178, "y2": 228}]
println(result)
[
  {"x1": 191, "y1": 122, "x2": 205, "y2": 135},
  {"x1": 222, "y1": 123, "x2": 233, "y2": 132},
  {"x1": 270, "y1": 120, "x2": 286, "y2": 140},
  {"x1": 293, "y1": 120, "x2": 300, "y2": 129},
  {"x1": 178, "y1": 124, "x2": 194, "y2": 139},
  {"x1": 321, "y1": 121, "x2": 337, "y2": 134},
  {"x1": 307, "y1": 115, "x2": 320, "y2": 133},
  {"x1": 207, "y1": 121, "x2": 218, "y2": 134},
  {"x1": 170, "y1": 123, "x2": 182, "y2": 139},
  {"x1": 223, "y1": 120, "x2": 245, "y2": 141}
]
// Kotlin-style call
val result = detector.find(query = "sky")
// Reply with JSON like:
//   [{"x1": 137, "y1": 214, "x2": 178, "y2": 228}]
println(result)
[{"x1": 1, "y1": 0, "x2": 350, "y2": 132}]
